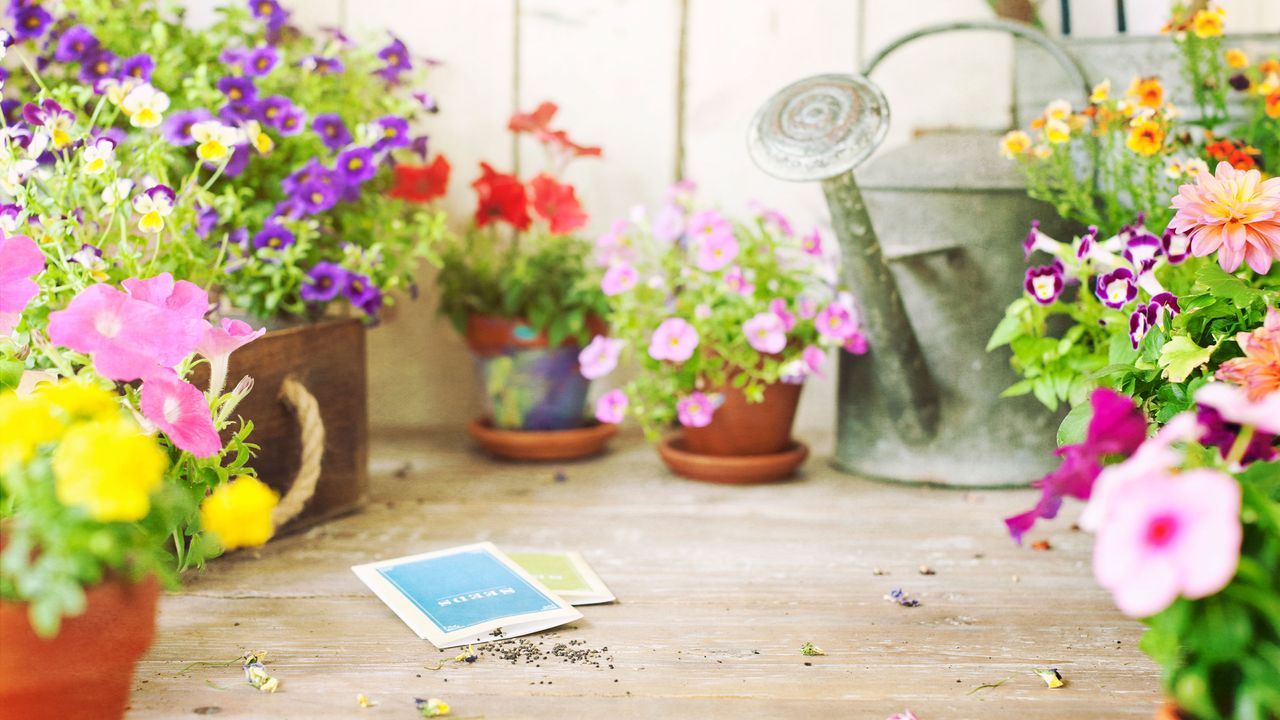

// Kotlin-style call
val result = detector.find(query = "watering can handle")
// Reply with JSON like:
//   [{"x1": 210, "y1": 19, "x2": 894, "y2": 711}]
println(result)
[{"x1": 863, "y1": 18, "x2": 1092, "y2": 114}]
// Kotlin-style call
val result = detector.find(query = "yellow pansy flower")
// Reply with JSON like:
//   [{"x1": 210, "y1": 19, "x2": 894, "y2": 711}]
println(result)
[
  {"x1": 1043, "y1": 99, "x2": 1072, "y2": 121},
  {"x1": 34, "y1": 378, "x2": 120, "y2": 422},
  {"x1": 53, "y1": 418, "x2": 167, "y2": 522},
  {"x1": 200, "y1": 476, "x2": 279, "y2": 550},
  {"x1": 1032, "y1": 144, "x2": 1052, "y2": 160},
  {"x1": 1000, "y1": 130, "x2": 1031, "y2": 159},
  {"x1": 1126, "y1": 121, "x2": 1165, "y2": 156},
  {"x1": 0, "y1": 392, "x2": 63, "y2": 469},
  {"x1": 1044, "y1": 119, "x2": 1071, "y2": 144},
  {"x1": 1191, "y1": 8, "x2": 1224, "y2": 39},
  {"x1": 1089, "y1": 79, "x2": 1111, "y2": 104}
]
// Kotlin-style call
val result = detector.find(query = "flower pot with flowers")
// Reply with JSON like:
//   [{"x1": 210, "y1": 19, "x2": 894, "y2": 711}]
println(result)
[
  {"x1": 0, "y1": 380, "x2": 279, "y2": 720},
  {"x1": 2, "y1": 0, "x2": 449, "y2": 528},
  {"x1": 591, "y1": 182, "x2": 867, "y2": 484},
  {"x1": 434, "y1": 102, "x2": 614, "y2": 461}
]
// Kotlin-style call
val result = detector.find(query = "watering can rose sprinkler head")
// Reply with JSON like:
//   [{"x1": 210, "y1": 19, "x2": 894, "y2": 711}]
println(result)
[{"x1": 747, "y1": 73, "x2": 940, "y2": 443}]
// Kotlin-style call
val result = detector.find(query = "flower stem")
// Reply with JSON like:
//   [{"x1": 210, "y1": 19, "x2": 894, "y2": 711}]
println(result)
[{"x1": 1225, "y1": 424, "x2": 1256, "y2": 467}]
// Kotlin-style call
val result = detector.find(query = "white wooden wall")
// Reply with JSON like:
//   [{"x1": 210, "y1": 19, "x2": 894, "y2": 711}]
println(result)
[{"x1": 190, "y1": 0, "x2": 1280, "y2": 432}]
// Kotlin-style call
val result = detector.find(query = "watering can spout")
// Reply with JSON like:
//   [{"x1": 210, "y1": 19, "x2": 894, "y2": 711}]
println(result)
[{"x1": 748, "y1": 73, "x2": 941, "y2": 444}]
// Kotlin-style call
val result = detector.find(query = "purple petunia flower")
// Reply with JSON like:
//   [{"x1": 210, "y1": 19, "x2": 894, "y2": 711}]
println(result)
[
  {"x1": 217, "y1": 76, "x2": 257, "y2": 103},
  {"x1": 219, "y1": 47, "x2": 248, "y2": 68},
  {"x1": 300, "y1": 261, "x2": 348, "y2": 302},
  {"x1": 160, "y1": 108, "x2": 214, "y2": 146},
  {"x1": 342, "y1": 272, "x2": 382, "y2": 315},
  {"x1": 1095, "y1": 267, "x2": 1137, "y2": 309},
  {"x1": 312, "y1": 113, "x2": 351, "y2": 150},
  {"x1": 79, "y1": 49, "x2": 117, "y2": 85},
  {"x1": 248, "y1": 0, "x2": 284, "y2": 20},
  {"x1": 54, "y1": 24, "x2": 99, "y2": 62},
  {"x1": 12, "y1": 5, "x2": 53, "y2": 40},
  {"x1": 1161, "y1": 227, "x2": 1190, "y2": 264},
  {"x1": 219, "y1": 101, "x2": 258, "y2": 124},
  {"x1": 300, "y1": 54, "x2": 344, "y2": 75},
  {"x1": 1196, "y1": 406, "x2": 1278, "y2": 465},
  {"x1": 252, "y1": 221, "x2": 295, "y2": 251},
  {"x1": 335, "y1": 146, "x2": 377, "y2": 184},
  {"x1": 194, "y1": 205, "x2": 219, "y2": 239},
  {"x1": 410, "y1": 135, "x2": 430, "y2": 162},
  {"x1": 296, "y1": 179, "x2": 338, "y2": 214},
  {"x1": 372, "y1": 115, "x2": 410, "y2": 152},
  {"x1": 1024, "y1": 261, "x2": 1065, "y2": 305},
  {"x1": 376, "y1": 37, "x2": 412, "y2": 81},
  {"x1": 413, "y1": 91, "x2": 439, "y2": 113},
  {"x1": 244, "y1": 46, "x2": 279, "y2": 77},
  {"x1": 119, "y1": 54, "x2": 155, "y2": 82},
  {"x1": 277, "y1": 106, "x2": 307, "y2": 136},
  {"x1": 282, "y1": 159, "x2": 334, "y2": 194},
  {"x1": 221, "y1": 144, "x2": 252, "y2": 178},
  {"x1": 255, "y1": 95, "x2": 292, "y2": 129},
  {"x1": 1122, "y1": 232, "x2": 1163, "y2": 274}
]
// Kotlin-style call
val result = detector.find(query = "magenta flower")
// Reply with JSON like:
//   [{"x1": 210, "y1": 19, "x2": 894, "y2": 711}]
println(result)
[
  {"x1": 596, "y1": 389, "x2": 628, "y2": 424},
  {"x1": 797, "y1": 297, "x2": 818, "y2": 320},
  {"x1": 676, "y1": 392, "x2": 716, "y2": 428},
  {"x1": 1195, "y1": 382, "x2": 1280, "y2": 434},
  {"x1": 47, "y1": 284, "x2": 204, "y2": 381},
  {"x1": 648, "y1": 318, "x2": 699, "y2": 363},
  {"x1": 801, "y1": 228, "x2": 823, "y2": 256},
  {"x1": 1024, "y1": 262, "x2": 1064, "y2": 305},
  {"x1": 1093, "y1": 468, "x2": 1241, "y2": 617},
  {"x1": 578, "y1": 335, "x2": 623, "y2": 380},
  {"x1": 0, "y1": 231, "x2": 43, "y2": 335},
  {"x1": 601, "y1": 263, "x2": 638, "y2": 296},
  {"x1": 744, "y1": 312, "x2": 787, "y2": 354},
  {"x1": 1095, "y1": 267, "x2": 1138, "y2": 309},
  {"x1": 724, "y1": 266, "x2": 754, "y2": 296},
  {"x1": 769, "y1": 299, "x2": 796, "y2": 331},
  {"x1": 1005, "y1": 388, "x2": 1149, "y2": 542},
  {"x1": 843, "y1": 333, "x2": 869, "y2": 355},
  {"x1": 803, "y1": 345, "x2": 826, "y2": 376},
  {"x1": 815, "y1": 302, "x2": 857, "y2": 342},
  {"x1": 697, "y1": 232, "x2": 739, "y2": 272},
  {"x1": 140, "y1": 369, "x2": 222, "y2": 458}
]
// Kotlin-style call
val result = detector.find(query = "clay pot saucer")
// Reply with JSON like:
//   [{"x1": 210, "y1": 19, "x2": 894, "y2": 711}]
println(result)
[
  {"x1": 657, "y1": 434, "x2": 808, "y2": 484},
  {"x1": 468, "y1": 418, "x2": 618, "y2": 461}
]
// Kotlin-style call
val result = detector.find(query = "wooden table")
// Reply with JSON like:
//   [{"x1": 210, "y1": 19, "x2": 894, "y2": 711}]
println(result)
[{"x1": 129, "y1": 429, "x2": 1163, "y2": 719}]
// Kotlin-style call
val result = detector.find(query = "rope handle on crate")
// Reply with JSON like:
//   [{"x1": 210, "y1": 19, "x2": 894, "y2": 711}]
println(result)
[{"x1": 271, "y1": 375, "x2": 325, "y2": 529}]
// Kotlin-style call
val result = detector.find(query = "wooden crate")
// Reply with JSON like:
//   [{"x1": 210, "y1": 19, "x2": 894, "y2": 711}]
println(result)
[{"x1": 197, "y1": 317, "x2": 369, "y2": 534}]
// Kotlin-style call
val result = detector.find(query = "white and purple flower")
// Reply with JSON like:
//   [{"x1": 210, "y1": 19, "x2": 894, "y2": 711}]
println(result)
[
  {"x1": 1024, "y1": 261, "x2": 1065, "y2": 305},
  {"x1": 1095, "y1": 267, "x2": 1138, "y2": 309},
  {"x1": 132, "y1": 184, "x2": 176, "y2": 234}
]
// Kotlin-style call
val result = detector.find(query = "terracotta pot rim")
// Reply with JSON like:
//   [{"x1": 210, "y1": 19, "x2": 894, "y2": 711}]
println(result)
[
  {"x1": 657, "y1": 434, "x2": 809, "y2": 484},
  {"x1": 463, "y1": 313, "x2": 608, "y2": 355},
  {"x1": 467, "y1": 417, "x2": 617, "y2": 461}
]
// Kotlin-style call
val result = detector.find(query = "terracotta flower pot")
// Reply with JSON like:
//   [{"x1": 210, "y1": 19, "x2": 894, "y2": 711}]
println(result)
[
  {"x1": 659, "y1": 379, "x2": 808, "y2": 484},
  {"x1": 464, "y1": 314, "x2": 606, "y2": 432},
  {"x1": 1155, "y1": 701, "x2": 1190, "y2": 720},
  {"x1": 0, "y1": 576, "x2": 160, "y2": 720}
]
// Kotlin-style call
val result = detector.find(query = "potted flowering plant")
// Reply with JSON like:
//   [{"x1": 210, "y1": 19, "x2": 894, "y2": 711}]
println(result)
[
  {"x1": 0, "y1": 379, "x2": 278, "y2": 720},
  {"x1": 590, "y1": 182, "x2": 867, "y2": 483},
  {"x1": 2, "y1": 0, "x2": 449, "y2": 528},
  {"x1": 434, "y1": 102, "x2": 613, "y2": 461}
]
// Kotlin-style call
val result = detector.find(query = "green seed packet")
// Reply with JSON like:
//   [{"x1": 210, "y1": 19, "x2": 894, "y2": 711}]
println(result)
[{"x1": 508, "y1": 551, "x2": 616, "y2": 605}]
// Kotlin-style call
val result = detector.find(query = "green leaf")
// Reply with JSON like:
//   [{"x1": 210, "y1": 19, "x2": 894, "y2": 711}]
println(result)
[
  {"x1": 0, "y1": 359, "x2": 23, "y2": 392},
  {"x1": 1000, "y1": 379, "x2": 1035, "y2": 398},
  {"x1": 1158, "y1": 336, "x2": 1216, "y2": 383},
  {"x1": 1032, "y1": 377, "x2": 1059, "y2": 411},
  {"x1": 1057, "y1": 402, "x2": 1093, "y2": 446},
  {"x1": 986, "y1": 314, "x2": 1023, "y2": 351},
  {"x1": 1196, "y1": 262, "x2": 1266, "y2": 307}
]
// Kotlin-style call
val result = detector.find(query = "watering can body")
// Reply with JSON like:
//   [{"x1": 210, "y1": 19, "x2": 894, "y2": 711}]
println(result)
[{"x1": 836, "y1": 132, "x2": 1075, "y2": 486}]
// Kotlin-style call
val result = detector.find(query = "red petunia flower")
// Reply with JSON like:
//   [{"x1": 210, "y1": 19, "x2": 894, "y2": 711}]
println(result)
[
  {"x1": 529, "y1": 173, "x2": 588, "y2": 234},
  {"x1": 389, "y1": 155, "x2": 450, "y2": 203},
  {"x1": 544, "y1": 129, "x2": 602, "y2": 158},
  {"x1": 472, "y1": 162, "x2": 530, "y2": 230},
  {"x1": 508, "y1": 101, "x2": 558, "y2": 134}
]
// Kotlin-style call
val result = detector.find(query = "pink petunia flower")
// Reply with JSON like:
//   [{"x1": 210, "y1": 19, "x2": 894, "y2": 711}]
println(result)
[
  {"x1": 843, "y1": 333, "x2": 869, "y2": 355},
  {"x1": 1195, "y1": 381, "x2": 1280, "y2": 434},
  {"x1": 595, "y1": 388, "x2": 628, "y2": 424},
  {"x1": 1093, "y1": 467, "x2": 1241, "y2": 617},
  {"x1": 593, "y1": 219, "x2": 635, "y2": 268},
  {"x1": 724, "y1": 266, "x2": 754, "y2": 296},
  {"x1": 743, "y1": 312, "x2": 787, "y2": 354},
  {"x1": 47, "y1": 283, "x2": 205, "y2": 381},
  {"x1": 1080, "y1": 413, "x2": 1202, "y2": 533},
  {"x1": 139, "y1": 368, "x2": 222, "y2": 457},
  {"x1": 578, "y1": 335, "x2": 623, "y2": 380},
  {"x1": 197, "y1": 318, "x2": 264, "y2": 396},
  {"x1": 648, "y1": 318, "x2": 699, "y2": 363},
  {"x1": 122, "y1": 272, "x2": 210, "y2": 321},
  {"x1": 0, "y1": 230, "x2": 44, "y2": 334},
  {"x1": 803, "y1": 345, "x2": 826, "y2": 376},
  {"x1": 676, "y1": 391, "x2": 715, "y2": 428},
  {"x1": 601, "y1": 263, "x2": 638, "y2": 296},
  {"x1": 815, "y1": 302, "x2": 857, "y2": 342},
  {"x1": 697, "y1": 232, "x2": 739, "y2": 273},
  {"x1": 797, "y1": 297, "x2": 818, "y2": 320},
  {"x1": 1169, "y1": 161, "x2": 1280, "y2": 274},
  {"x1": 801, "y1": 228, "x2": 823, "y2": 256},
  {"x1": 769, "y1": 299, "x2": 796, "y2": 332}
]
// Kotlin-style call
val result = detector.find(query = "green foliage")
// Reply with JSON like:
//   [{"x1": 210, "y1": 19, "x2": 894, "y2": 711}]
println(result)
[{"x1": 435, "y1": 227, "x2": 608, "y2": 348}]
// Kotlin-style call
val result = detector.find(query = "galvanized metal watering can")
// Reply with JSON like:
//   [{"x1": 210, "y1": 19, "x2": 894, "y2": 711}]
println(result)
[{"x1": 749, "y1": 20, "x2": 1089, "y2": 486}]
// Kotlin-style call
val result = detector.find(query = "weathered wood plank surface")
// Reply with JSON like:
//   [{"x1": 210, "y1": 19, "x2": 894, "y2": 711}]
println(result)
[{"x1": 127, "y1": 430, "x2": 1163, "y2": 719}]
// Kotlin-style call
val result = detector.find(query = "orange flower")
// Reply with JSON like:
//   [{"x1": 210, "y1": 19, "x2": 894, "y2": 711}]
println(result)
[
  {"x1": 1217, "y1": 307, "x2": 1280, "y2": 401},
  {"x1": 1126, "y1": 121, "x2": 1164, "y2": 156},
  {"x1": 1225, "y1": 49, "x2": 1248, "y2": 69},
  {"x1": 1191, "y1": 8, "x2": 1224, "y2": 38},
  {"x1": 1128, "y1": 77, "x2": 1165, "y2": 108},
  {"x1": 1260, "y1": 59, "x2": 1280, "y2": 75},
  {"x1": 1267, "y1": 92, "x2": 1280, "y2": 119}
]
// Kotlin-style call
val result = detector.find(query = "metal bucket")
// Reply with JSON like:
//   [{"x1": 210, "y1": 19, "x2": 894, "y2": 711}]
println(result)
[{"x1": 749, "y1": 20, "x2": 1088, "y2": 486}]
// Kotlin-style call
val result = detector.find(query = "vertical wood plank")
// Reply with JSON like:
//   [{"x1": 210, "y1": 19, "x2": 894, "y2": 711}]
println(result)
[
  {"x1": 517, "y1": 0, "x2": 680, "y2": 235},
  {"x1": 343, "y1": 0, "x2": 517, "y2": 430}
]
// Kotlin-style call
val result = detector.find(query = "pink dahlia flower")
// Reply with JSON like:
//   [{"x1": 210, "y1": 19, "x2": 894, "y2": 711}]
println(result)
[{"x1": 1169, "y1": 161, "x2": 1280, "y2": 274}]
